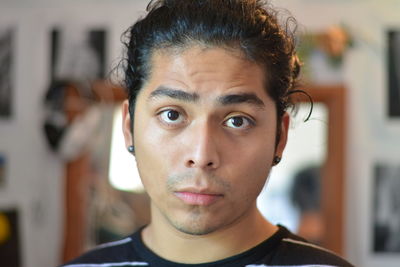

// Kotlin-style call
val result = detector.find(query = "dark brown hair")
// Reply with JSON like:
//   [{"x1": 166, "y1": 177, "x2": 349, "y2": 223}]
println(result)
[{"x1": 122, "y1": 0, "x2": 301, "y2": 139}]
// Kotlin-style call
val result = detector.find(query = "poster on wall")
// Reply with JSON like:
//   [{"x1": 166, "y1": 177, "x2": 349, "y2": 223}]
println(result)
[
  {"x1": 0, "y1": 27, "x2": 13, "y2": 118},
  {"x1": 373, "y1": 163, "x2": 400, "y2": 253},
  {"x1": 50, "y1": 27, "x2": 107, "y2": 84},
  {"x1": 388, "y1": 30, "x2": 400, "y2": 118},
  {"x1": 43, "y1": 28, "x2": 107, "y2": 152},
  {"x1": 0, "y1": 154, "x2": 6, "y2": 188},
  {"x1": 0, "y1": 209, "x2": 21, "y2": 267}
]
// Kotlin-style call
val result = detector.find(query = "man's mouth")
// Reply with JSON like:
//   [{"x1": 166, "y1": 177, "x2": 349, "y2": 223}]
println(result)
[{"x1": 173, "y1": 191, "x2": 223, "y2": 206}]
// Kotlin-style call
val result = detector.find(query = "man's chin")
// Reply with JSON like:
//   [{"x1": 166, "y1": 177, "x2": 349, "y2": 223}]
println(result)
[
  {"x1": 174, "y1": 224, "x2": 217, "y2": 236},
  {"x1": 169, "y1": 216, "x2": 220, "y2": 236},
  {"x1": 160, "y1": 204, "x2": 224, "y2": 236}
]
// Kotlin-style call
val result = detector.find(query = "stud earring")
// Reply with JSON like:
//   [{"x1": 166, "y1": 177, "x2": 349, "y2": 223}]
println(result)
[
  {"x1": 273, "y1": 156, "x2": 281, "y2": 166},
  {"x1": 127, "y1": 145, "x2": 135, "y2": 153}
]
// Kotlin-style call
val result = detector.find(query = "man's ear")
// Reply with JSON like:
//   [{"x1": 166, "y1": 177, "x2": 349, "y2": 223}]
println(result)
[
  {"x1": 121, "y1": 100, "x2": 134, "y2": 148},
  {"x1": 275, "y1": 112, "x2": 290, "y2": 158}
]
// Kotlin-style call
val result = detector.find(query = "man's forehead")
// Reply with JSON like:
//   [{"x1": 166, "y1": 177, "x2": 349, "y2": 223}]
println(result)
[
  {"x1": 150, "y1": 45, "x2": 258, "y2": 75},
  {"x1": 153, "y1": 44, "x2": 246, "y2": 59},
  {"x1": 141, "y1": 45, "x2": 271, "y2": 106},
  {"x1": 149, "y1": 48, "x2": 264, "y2": 79}
]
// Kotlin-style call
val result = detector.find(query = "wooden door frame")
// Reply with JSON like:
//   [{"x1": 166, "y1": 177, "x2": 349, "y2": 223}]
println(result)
[
  {"x1": 62, "y1": 82, "x2": 126, "y2": 262},
  {"x1": 301, "y1": 85, "x2": 347, "y2": 254}
]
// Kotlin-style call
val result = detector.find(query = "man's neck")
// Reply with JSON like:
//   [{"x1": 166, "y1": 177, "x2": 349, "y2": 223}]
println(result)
[{"x1": 141, "y1": 203, "x2": 278, "y2": 264}]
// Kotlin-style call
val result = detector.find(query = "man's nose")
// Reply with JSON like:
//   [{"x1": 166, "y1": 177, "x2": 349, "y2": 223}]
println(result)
[{"x1": 184, "y1": 122, "x2": 220, "y2": 170}]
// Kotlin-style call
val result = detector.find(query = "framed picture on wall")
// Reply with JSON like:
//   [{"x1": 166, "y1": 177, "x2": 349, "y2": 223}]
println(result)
[
  {"x1": 388, "y1": 30, "x2": 400, "y2": 118},
  {"x1": 0, "y1": 27, "x2": 13, "y2": 118},
  {"x1": 0, "y1": 154, "x2": 5, "y2": 188},
  {"x1": 50, "y1": 27, "x2": 107, "y2": 83},
  {"x1": 373, "y1": 163, "x2": 400, "y2": 253}
]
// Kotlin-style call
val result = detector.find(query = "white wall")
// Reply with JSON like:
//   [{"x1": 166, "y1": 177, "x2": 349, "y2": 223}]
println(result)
[
  {"x1": 279, "y1": 1, "x2": 400, "y2": 266},
  {"x1": 0, "y1": 1, "x2": 149, "y2": 266},
  {"x1": 1, "y1": 0, "x2": 400, "y2": 266}
]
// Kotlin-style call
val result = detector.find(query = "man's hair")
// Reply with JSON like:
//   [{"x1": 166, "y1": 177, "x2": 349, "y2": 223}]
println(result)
[{"x1": 122, "y1": 0, "x2": 300, "y2": 137}]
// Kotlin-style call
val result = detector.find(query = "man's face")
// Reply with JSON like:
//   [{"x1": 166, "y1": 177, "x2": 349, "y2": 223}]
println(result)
[{"x1": 122, "y1": 46, "x2": 288, "y2": 235}]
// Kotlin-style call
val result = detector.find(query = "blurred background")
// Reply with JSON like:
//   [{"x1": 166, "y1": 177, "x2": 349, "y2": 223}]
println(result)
[{"x1": 0, "y1": 0, "x2": 400, "y2": 266}]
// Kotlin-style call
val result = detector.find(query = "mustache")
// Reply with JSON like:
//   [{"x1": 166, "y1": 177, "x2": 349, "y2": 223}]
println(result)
[{"x1": 166, "y1": 171, "x2": 231, "y2": 192}]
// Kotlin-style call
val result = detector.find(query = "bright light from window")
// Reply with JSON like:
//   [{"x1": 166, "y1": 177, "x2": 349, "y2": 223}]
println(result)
[{"x1": 108, "y1": 106, "x2": 144, "y2": 192}]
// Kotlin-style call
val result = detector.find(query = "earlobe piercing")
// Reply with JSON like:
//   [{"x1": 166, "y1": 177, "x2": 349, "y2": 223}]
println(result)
[
  {"x1": 273, "y1": 156, "x2": 281, "y2": 166},
  {"x1": 127, "y1": 145, "x2": 135, "y2": 153}
]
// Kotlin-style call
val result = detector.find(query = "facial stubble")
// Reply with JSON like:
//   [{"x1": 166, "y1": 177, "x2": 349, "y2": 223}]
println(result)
[{"x1": 161, "y1": 172, "x2": 232, "y2": 235}]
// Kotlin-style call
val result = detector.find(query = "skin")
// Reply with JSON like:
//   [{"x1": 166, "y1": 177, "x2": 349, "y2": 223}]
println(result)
[{"x1": 122, "y1": 46, "x2": 289, "y2": 263}]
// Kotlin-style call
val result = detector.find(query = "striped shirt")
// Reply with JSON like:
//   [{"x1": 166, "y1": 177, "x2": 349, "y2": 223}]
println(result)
[{"x1": 60, "y1": 225, "x2": 353, "y2": 267}]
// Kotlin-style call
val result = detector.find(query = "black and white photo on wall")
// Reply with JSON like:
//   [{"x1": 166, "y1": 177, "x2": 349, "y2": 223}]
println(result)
[
  {"x1": 0, "y1": 27, "x2": 13, "y2": 118},
  {"x1": 50, "y1": 27, "x2": 107, "y2": 84},
  {"x1": 43, "y1": 27, "x2": 107, "y2": 151},
  {"x1": 373, "y1": 163, "x2": 400, "y2": 253},
  {"x1": 388, "y1": 30, "x2": 400, "y2": 118},
  {"x1": 0, "y1": 154, "x2": 5, "y2": 188}
]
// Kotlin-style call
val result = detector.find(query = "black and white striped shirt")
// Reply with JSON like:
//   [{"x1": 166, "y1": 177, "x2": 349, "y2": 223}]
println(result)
[{"x1": 61, "y1": 225, "x2": 353, "y2": 267}]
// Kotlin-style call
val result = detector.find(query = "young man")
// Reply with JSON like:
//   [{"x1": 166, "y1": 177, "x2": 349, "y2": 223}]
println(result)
[{"x1": 62, "y1": 0, "x2": 353, "y2": 266}]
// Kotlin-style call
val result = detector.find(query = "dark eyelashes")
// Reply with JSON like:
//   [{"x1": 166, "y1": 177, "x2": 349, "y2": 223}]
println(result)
[{"x1": 156, "y1": 108, "x2": 256, "y2": 129}]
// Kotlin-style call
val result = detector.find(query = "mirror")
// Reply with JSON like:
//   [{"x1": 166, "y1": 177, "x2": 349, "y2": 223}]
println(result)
[
  {"x1": 62, "y1": 84, "x2": 346, "y2": 261},
  {"x1": 258, "y1": 102, "x2": 328, "y2": 244}
]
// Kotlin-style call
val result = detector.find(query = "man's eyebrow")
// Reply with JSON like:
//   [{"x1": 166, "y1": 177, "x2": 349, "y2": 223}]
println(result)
[
  {"x1": 217, "y1": 93, "x2": 265, "y2": 108},
  {"x1": 148, "y1": 86, "x2": 199, "y2": 102}
]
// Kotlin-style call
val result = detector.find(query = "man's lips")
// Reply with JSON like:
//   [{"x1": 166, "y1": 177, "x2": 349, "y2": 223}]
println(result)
[{"x1": 174, "y1": 191, "x2": 223, "y2": 206}]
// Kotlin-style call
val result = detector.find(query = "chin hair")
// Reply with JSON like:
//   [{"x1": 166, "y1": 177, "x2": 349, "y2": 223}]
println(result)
[
  {"x1": 168, "y1": 212, "x2": 217, "y2": 236},
  {"x1": 174, "y1": 224, "x2": 215, "y2": 236}
]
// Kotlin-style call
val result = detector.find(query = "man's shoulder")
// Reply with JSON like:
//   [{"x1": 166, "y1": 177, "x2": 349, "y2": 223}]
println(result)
[
  {"x1": 59, "y1": 234, "x2": 147, "y2": 267},
  {"x1": 262, "y1": 226, "x2": 354, "y2": 267}
]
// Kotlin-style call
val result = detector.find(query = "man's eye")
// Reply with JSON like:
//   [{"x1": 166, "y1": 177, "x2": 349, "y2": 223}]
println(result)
[
  {"x1": 159, "y1": 109, "x2": 184, "y2": 125},
  {"x1": 224, "y1": 116, "x2": 253, "y2": 129}
]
